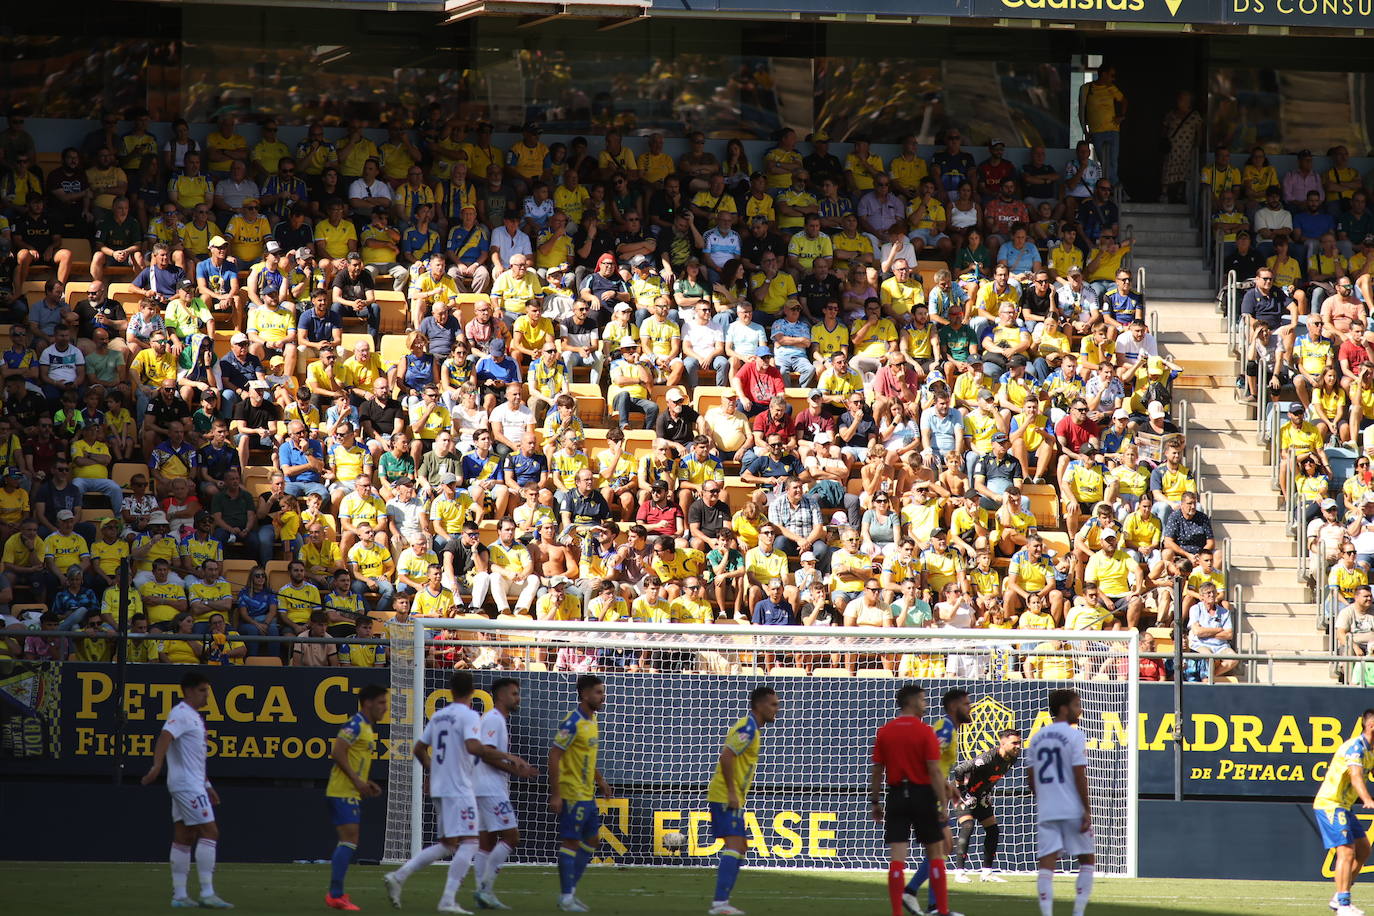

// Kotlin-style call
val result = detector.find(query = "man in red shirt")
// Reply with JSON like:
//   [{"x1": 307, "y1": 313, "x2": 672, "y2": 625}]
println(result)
[
  {"x1": 1054, "y1": 398, "x2": 1101, "y2": 484},
  {"x1": 733, "y1": 348, "x2": 785, "y2": 417},
  {"x1": 871, "y1": 684, "x2": 952, "y2": 916},
  {"x1": 750, "y1": 394, "x2": 799, "y2": 452}
]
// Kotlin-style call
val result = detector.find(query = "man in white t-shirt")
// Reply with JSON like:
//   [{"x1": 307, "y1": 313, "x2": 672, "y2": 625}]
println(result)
[
  {"x1": 141, "y1": 671, "x2": 233, "y2": 909},
  {"x1": 490, "y1": 209, "x2": 533, "y2": 278},
  {"x1": 38, "y1": 325, "x2": 86, "y2": 397},
  {"x1": 489, "y1": 382, "x2": 534, "y2": 458},
  {"x1": 1114, "y1": 317, "x2": 1157, "y2": 364},
  {"x1": 385, "y1": 671, "x2": 524, "y2": 914},
  {"x1": 473, "y1": 677, "x2": 540, "y2": 910},
  {"x1": 683, "y1": 301, "x2": 729, "y2": 388},
  {"x1": 1028, "y1": 688, "x2": 1095, "y2": 916}
]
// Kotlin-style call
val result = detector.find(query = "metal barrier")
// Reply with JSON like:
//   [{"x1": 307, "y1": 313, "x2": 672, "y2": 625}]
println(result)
[
  {"x1": 1224, "y1": 271, "x2": 1240, "y2": 357},
  {"x1": 1178, "y1": 399, "x2": 1190, "y2": 441}
]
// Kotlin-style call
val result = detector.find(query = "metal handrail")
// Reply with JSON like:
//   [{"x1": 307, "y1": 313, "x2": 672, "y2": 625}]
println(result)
[
  {"x1": 1149, "y1": 309, "x2": 1159, "y2": 337},
  {"x1": 1257, "y1": 358, "x2": 1271, "y2": 443},
  {"x1": 1178, "y1": 399, "x2": 1190, "y2": 441},
  {"x1": 1213, "y1": 229, "x2": 1226, "y2": 293},
  {"x1": 1135, "y1": 263, "x2": 1146, "y2": 295},
  {"x1": 1224, "y1": 270, "x2": 1239, "y2": 357},
  {"x1": 1191, "y1": 442, "x2": 1203, "y2": 483}
]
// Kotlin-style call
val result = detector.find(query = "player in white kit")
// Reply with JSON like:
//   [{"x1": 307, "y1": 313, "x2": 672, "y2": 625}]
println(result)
[
  {"x1": 385, "y1": 672, "x2": 532, "y2": 914},
  {"x1": 1028, "y1": 688, "x2": 1096, "y2": 916},
  {"x1": 473, "y1": 677, "x2": 540, "y2": 911},
  {"x1": 141, "y1": 671, "x2": 234, "y2": 909}
]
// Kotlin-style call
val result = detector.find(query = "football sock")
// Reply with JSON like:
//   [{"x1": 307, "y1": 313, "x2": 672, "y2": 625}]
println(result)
[
  {"x1": 396, "y1": 842, "x2": 450, "y2": 881},
  {"x1": 1339, "y1": 892, "x2": 1354, "y2": 907},
  {"x1": 572, "y1": 842, "x2": 596, "y2": 884},
  {"x1": 905, "y1": 858, "x2": 929, "y2": 894},
  {"x1": 955, "y1": 821, "x2": 975, "y2": 869},
  {"x1": 1038, "y1": 868, "x2": 1055, "y2": 916},
  {"x1": 887, "y1": 861, "x2": 906, "y2": 916},
  {"x1": 714, "y1": 847, "x2": 745, "y2": 904},
  {"x1": 984, "y1": 824, "x2": 1001, "y2": 870},
  {"x1": 329, "y1": 842, "x2": 356, "y2": 897},
  {"x1": 929, "y1": 856, "x2": 948, "y2": 915},
  {"x1": 473, "y1": 849, "x2": 489, "y2": 888},
  {"x1": 195, "y1": 838, "x2": 217, "y2": 898},
  {"x1": 484, "y1": 840, "x2": 513, "y2": 889},
  {"x1": 440, "y1": 840, "x2": 478, "y2": 904},
  {"x1": 170, "y1": 843, "x2": 192, "y2": 898},
  {"x1": 558, "y1": 846, "x2": 578, "y2": 895},
  {"x1": 1073, "y1": 864, "x2": 1095, "y2": 916}
]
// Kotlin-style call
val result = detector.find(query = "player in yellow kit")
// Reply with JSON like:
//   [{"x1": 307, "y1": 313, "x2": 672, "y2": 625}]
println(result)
[
  {"x1": 324, "y1": 683, "x2": 387, "y2": 911},
  {"x1": 549, "y1": 674, "x2": 613, "y2": 913},
  {"x1": 706, "y1": 686, "x2": 781, "y2": 916},
  {"x1": 1314, "y1": 709, "x2": 1374, "y2": 916}
]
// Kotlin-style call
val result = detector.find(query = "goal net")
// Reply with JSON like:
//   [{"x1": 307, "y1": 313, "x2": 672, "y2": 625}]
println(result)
[{"x1": 383, "y1": 619, "x2": 1138, "y2": 876}]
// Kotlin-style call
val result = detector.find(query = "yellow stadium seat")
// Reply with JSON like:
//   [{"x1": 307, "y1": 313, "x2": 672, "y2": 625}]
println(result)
[
  {"x1": 783, "y1": 387, "x2": 810, "y2": 416},
  {"x1": 222, "y1": 559, "x2": 259, "y2": 588},
  {"x1": 856, "y1": 668, "x2": 895, "y2": 677},
  {"x1": 768, "y1": 667, "x2": 809, "y2": 677},
  {"x1": 265, "y1": 560, "x2": 291, "y2": 591},
  {"x1": 112, "y1": 463, "x2": 147, "y2": 488},
  {"x1": 340, "y1": 333, "x2": 372, "y2": 355},
  {"x1": 64, "y1": 238, "x2": 94, "y2": 277},
  {"x1": 380, "y1": 333, "x2": 409, "y2": 368},
  {"x1": 376, "y1": 291, "x2": 408, "y2": 334},
  {"x1": 246, "y1": 656, "x2": 283, "y2": 667},
  {"x1": 812, "y1": 667, "x2": 852, "y2": 677},
  {"x1": 1040, "y1": 530, "x2": 1072, "y2": 556},
  {"x1": 692, "y1": 386, "x2": 732, "y2": 415},
  {"x1": 64, "y1": 281, "x2": 92, "y2": 307},
  {"x1": 1024, "y1": 483, "x2": 1060, "y2": 529}
]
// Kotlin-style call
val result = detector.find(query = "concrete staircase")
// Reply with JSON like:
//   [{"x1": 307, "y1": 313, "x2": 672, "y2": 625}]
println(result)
[
  {"x1": 1123, "y1": 202, "x2": 1212, "y2": 302},
  {"x1": 1159, "y1": 299, "x2": 1325, "y2": 684}
]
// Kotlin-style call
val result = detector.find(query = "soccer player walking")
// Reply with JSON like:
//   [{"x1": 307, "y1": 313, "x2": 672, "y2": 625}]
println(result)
[
  {"x1": 870, "y1": 684, "x2": 957, "y2": 916},
  {"x1": 1313, "y1": 708, "x2": 1374, "y2": 916},
  {"x1": 473, "y1": 677, "x2": 540, "y2": 911},
  {"x1": 324, "y1": 683, "x2": 388, "y2": 911},
  {"x1": 1029, "y1": 689, "x2": 1095, "y2": 916},
  {"x1": 386, "y1": 672, "x2": 523, "y2": 914},
  {"x1": 549, "y1": 674, "x2": 614, "y2": 913},
  {"x1": 706, "y1": 686, "x2": 781, "y2": 916},
  {"x1": 141, "y1": 671, "x2": 233, "y2": 909},
  {"x1": 949, "y1": 729, "x2": 1023, "y2": 882}
]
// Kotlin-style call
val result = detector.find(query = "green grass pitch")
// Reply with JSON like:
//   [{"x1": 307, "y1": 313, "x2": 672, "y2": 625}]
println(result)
[{"x1": 0, "y1": 862, "x2": 1336, "y2": 915}]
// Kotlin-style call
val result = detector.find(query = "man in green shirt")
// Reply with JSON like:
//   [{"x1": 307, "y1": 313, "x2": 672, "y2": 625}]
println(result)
[{"x1": 91, "y1": 195, "x2": 145, "y2": 282}]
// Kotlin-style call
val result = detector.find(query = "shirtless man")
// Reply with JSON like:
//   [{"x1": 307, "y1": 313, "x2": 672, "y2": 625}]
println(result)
[
  {"x1": 533, "y1": 518, "x2": 580, "y2": 594},
  {"x1": 1321, "y1": 276, "x2": 1368, "y2": 346}
]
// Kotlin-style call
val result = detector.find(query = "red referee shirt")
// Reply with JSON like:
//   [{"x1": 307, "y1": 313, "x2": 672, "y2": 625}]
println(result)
[{"x1": 872, "y1": 716, "x2": 940, "y2": 785}]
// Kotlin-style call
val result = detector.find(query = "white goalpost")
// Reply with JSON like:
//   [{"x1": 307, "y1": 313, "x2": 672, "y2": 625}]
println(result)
[{"x1": 383, "y1": 619, "x2": 1138, "y2": 877}]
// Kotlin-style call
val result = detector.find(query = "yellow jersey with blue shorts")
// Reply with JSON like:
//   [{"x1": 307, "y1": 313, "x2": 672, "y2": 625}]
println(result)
[
  {"x1": 1314, "y1": 735, "x2": 1374, "y2": 848},
  {"x1": 707, "y1": 713, "x2": 762, "y2": 839},
  {"x1": 553, "y1": 708, "x2": 600, "y2": 841},
  {"x1": 326, "y1": 712, "x2": 377, "y2": 825},
  {"x1": 933, "y1": 714, "x2": 959, "y2": 777}
]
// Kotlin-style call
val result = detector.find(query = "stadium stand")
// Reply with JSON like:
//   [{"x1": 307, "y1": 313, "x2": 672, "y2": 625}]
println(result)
[{"x1": 0, "y1": 100, "x2": 1258, "y2": 683}]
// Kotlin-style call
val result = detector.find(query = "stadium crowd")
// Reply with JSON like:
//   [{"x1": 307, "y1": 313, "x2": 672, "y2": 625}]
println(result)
[{"x1": 0, "y1": 104, "x2": 1237, "y2": 680}]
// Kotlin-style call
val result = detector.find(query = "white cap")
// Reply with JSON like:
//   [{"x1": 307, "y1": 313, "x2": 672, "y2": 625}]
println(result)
[
  {"x1": 613, "y1": 301, "x2": 633, "y2": 314},
  {"x1": 230, "y1": 332, "x2": 249, "y2": 345},
  {"x1": 1113, "y1": 407, "x2": 1130, "y2": 420},
  {"x1": 1148, "y1": 401, "x2": 1167, "y2": 419},
  {"x1": 551, "y1": 575, "x2": 570, "y2": 587},
  {"x1": 148, "y1": 511, "x2": 169, "y2": 526},
  {"x1": 55, "y1": 509, "x2": 75, "y2": 521},
  {"x1": 666, "y1": 388, "x2": 685, "y2": 403}
]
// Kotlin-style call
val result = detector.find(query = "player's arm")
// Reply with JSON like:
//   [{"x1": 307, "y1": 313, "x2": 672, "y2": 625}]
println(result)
[
  {"x1": 927, "y1": 758, "x2": 947, "y2": 814},
  {"x1": 594, "y1": 768, "x2": 613, "y2": 799},
  {"x1": 718, "y1": 744, "x2": 740, "y2": 809},
  {"x1": 140, "y1": 728, "x2": 174, "y2": 784},
  {"x1": 466, "y1": 737, "x2": 537, "y2": 778},
  {"x1": 548, "y1": 745, "x2": 565, "y2": 812},
  {"x1": 868, "y1": 761, "x2": 886, "y2": 822},
  {"x1": 412, "y1": 739, "x2": 432, "y2": 773},
  {"x1": 1073, "y1": 763, "x2": 1092, "y2": 833},
  {"x1": 1349, "y1": 763, "x2": 1374, "y2": 809},
  {"x1": 332, "y1": 733, "x2": 380, "y2": 797}
]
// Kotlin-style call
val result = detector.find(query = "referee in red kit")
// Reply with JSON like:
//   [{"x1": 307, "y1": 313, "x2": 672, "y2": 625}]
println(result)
[{"x1": 871, "y1": 683, "x2": 955, "y2": 916}]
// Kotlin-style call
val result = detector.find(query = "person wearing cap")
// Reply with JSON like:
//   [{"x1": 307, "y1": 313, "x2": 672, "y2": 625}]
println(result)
[
  {"x1": 1280, "y1": 147, "x2": 1323, "y2": 211},
  {"x1": 163, "y1": 274, "x2": 214, "y2": 344},
  {"x1": 345, "y1": 155, "x2": 391, "y2": 222},
  {"x1": 1222, "y1": 228, "x2": 1265, "y2": 285},
  {"x1": 42, "y1": 508, "x2": 91, "y2": 601},
  {"x1": 230, "y1": 377, "x2": 282, "y2": 469},
  {"x1": 330, "y1": 249, "x2": 381, "y2": 338},
  {"x1": 984, "y1": 177, "x2": 1029, "y2": 250},
  {"x1": 222, "y1": 193, "x2": 272, "y2": 270},
  {"x1": 1099, "y1": 405, "x2": 1135, "y2": 456},
  {"x1": 195, "y1": 228, "x2": 243, "y2": 324},
  {"x1": 580, "y1": 250, "x2": 631, "y2": 317},
  {"x1": 446, "y1": 202, "x2": 494, "y2": 297},
  {"x1": 732, "y1": 342, "x2": 785, "y2": 419},
  {"x1": 260, "y1": 155, "x2": 308, "y2": 226},
  {"x1": 178, "y1": 197, "x2": 221, "y2": 266},
  {"x1": 973, "y1": 431, "x2": 1024, "y2": 512},
  {"x1": 1083, "y1": 528, "x2": 1147, "y2": 629},
  {"x1": 607, "y1": 337, "x2": 659, "y2": 429}
]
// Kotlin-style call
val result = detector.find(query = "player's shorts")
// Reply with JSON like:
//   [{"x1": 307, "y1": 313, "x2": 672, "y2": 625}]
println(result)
[
  {"x1": 328, "y1": 796, "x2": 361, "y2": 826},
  {"x1": 434, "y1": 791, "x2": 479, "y2": 839},
  {"x1": 884, "y1": 783, "x2": 944, "y2": 845},
  {"x1": 1316, "y1": 805, "x2": 1368, "y2": 849},
  {"x1": 1036, "y1": 818, "x2": 1094, "y2": 859},
  {"x1": 708, "y1": 801, "x2": 747, "y2": 839},
  {"x1": 953, "y1": 795, "x2": 994, "y2": 823},
  {"x1": 477, "y1": 795, "x2": 518, "y2": 832},
  {"x1": 557, "y1": 799, "x2": 601, "y2": 843},
  {"x1": 170, "y1": 790, "x2": 215, "y2": 827}
]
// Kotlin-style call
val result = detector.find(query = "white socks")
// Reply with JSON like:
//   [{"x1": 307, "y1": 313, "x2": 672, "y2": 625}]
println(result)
[
  {"x1": 195, "y1": 839, "x2": 217, "y2": 898},
  {"x1": 170, "y1": 843, "x2": 191, "y2": 898},
  {"x1": 473, "y1": 849, "x2": 489, "y2": 887},
  {"x1": 483, "y1": 840, "x2": 513, "y2": 888},
  {"x1": 1038, "y1": 868, "x2": 1054, "y2": 916},
  {"x1": 397, "y1": 842, "x2": 451, "y2": 881},
  {"x1": 1074, "y1": 864, "x2": 1095, "y2": 916},
  {"x1": 440, "y1": 840, "x2": 479, "y2": 904}
]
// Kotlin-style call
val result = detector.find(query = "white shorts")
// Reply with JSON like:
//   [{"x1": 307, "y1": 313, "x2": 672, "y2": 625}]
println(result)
[
  {"x1": 170, "y1": 790, "x2": 215, "y2": 826},
  {"x1": 434, "y1": 790, "x2": 479, "y2": 839},
  {"x1": 477, "y1": 795, "x2": 518, "y2": 832},
  {"x1": 1036, "y1": 818, "x2": 1094, "y2": 859}
]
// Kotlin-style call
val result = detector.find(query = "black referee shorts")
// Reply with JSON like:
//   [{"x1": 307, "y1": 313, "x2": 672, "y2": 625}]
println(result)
[{"x1": 884, "y1": 783, "x2": 944, "y2": 845}]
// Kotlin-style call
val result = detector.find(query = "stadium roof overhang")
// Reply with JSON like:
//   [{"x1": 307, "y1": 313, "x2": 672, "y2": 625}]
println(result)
[{"x1": 440, "y1": 0, "x2": 1374, "y2": 34}]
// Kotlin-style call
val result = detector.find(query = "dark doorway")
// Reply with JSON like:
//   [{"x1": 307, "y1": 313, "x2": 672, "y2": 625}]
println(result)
[{"x1": 1084, "y1": 37, "x2": 1208, "y2": 202}]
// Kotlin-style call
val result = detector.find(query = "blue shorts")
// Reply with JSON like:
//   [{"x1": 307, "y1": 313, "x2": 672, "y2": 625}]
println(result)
[
  {"x1": 1316, "y1": 806, "x2": 1366, "y2": 849},
  {"x1": 557, "y1": 799, "x2": 601, "y2": 842},
  {"x1": 329, "y1": 796, "x2": 361, "y2": 827},
  {"x1": 709, "y1": 801, "x2": 746, "y2": 840}
]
